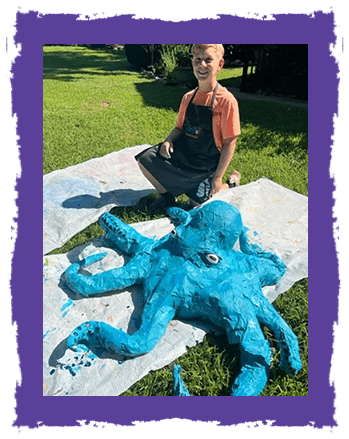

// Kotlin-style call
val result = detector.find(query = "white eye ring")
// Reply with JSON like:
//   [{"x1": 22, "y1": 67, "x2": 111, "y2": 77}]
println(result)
[
  {"x1": 206, "y1": 253, "x2": 220, "y2": 264},
  {"x1": 170, "y1": 229, "x2": 177, "y2": 236}
]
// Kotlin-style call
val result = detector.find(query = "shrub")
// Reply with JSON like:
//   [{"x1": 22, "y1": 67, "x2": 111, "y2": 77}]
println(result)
[
  {"x1": 156, "y1": 45, "x2": 195, "y2": 86},
  {"x1": 124, "y1": 44, "x2": 194, "y2": 85},
  {"x1": 157, "y1": 44, "x2": 191, "y2": 76}
]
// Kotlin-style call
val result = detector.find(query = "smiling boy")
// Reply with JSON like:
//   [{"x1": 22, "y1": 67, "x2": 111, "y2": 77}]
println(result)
[{"x1": 136, "y1": 44, "x2": 241, "y2": 211}]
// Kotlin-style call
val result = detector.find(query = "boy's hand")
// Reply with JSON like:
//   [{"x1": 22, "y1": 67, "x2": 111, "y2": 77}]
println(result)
[
  {"x1": 210, "y1": 175, "x2": 223, "y2": 196},
  {"x1": 160, "y1": 141, "x2": 174, "y2": 159}
]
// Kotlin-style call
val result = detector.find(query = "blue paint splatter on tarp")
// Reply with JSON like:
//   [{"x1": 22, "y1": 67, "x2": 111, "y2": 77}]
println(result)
[
  {"x1": 43, "y1": 327, "x2": 57, "y2": 339},
  {"x1": 56, "y1": 351, "x2": 96, "y2": 377},
  {"x1": 61, "y1": 299, "x2": 74, "y2": 318}
]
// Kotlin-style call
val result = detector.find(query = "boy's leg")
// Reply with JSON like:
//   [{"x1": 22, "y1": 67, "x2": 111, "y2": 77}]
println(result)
[
  {"x1": 138, "y1": 162, "x2": 176, "y2": 211},
  {"x1": 186, "y1": 177, "x2": 212, "y2": 207},
  {"x1": 188, "y1": 183, "x2": 230, "y2": 206},
  {"x1": 226, "y1": 170, "x2": 241, "y2": 188},
  {"x1": 187, "y1": 173, "x2": 240, "y2": 207},
  {"x1": 138, "y1": 162, "x2": 167, "y2": 194}
]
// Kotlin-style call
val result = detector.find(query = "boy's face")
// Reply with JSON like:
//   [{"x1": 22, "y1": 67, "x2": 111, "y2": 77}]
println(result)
[{"x1": 192, "y1": 47, "x2": 224, "y2": 86}]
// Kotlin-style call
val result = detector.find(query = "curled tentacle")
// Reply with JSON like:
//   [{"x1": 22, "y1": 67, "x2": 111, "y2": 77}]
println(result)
[
  {"x1": 64, "y1": 254, "x2": 149, "y2": 296},
  {"x1": 67, "y1": 321, "x2": 142, "y2": 356},
  {"x1": 67, "y1": 297, "x2": 176, "y2": 357}
]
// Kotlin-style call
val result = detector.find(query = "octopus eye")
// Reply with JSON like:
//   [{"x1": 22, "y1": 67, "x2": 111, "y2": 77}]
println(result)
[
  {"x1": 170, "y1": 229, "x2": 177, "y2": 237},
  {"x1": 205, "y1": 253, "x2": 220, "y2": 264}
]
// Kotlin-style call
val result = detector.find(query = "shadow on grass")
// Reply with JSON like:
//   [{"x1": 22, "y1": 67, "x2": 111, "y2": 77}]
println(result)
[
  {"x1": 135, "y1": 80, "x2": 185, "y2": 113},
  {"x1": 43, "y1": 48, "x2": 135, "y2": 81}
]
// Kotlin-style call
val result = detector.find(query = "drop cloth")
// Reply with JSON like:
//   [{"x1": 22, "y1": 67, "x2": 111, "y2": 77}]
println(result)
[
  {"x1": 43, "y1": 176, "x2": 308, "y2": 396},
  {"x1": 43, "y1": 145, "x2": 154, "y2": 254}
]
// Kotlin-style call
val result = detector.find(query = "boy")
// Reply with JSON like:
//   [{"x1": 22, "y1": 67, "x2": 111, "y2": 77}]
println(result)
[{"x1": 136, "y1": 44, "x2": 241, "y2": 211}]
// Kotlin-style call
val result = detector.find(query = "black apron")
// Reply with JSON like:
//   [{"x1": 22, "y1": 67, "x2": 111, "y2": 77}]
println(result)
[
  {"x1": 170, "y1": 83, "x2": 220, "y2": 175},
  {"x1": 136, "y1": 84, "x2": 221, "y2": 199}
]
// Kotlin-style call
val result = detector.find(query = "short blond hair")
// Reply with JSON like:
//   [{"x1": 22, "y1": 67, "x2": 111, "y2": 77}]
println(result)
[{"x1": 191, "y1": 44, "x2": 225, "y2": 58}]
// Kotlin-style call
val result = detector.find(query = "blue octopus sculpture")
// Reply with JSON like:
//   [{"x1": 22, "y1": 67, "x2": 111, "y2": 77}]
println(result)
[{"x1": 64, "y1": 200, "x2": 302, "y2": 396}]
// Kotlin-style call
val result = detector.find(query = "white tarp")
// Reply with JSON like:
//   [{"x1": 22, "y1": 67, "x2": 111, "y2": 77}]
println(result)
[
  {"x1": 43, "y1": 173, "x2": 308, "y2": 396},
  {"x1": 43, "y1": 144, "x2": 155, "y2": 255}
]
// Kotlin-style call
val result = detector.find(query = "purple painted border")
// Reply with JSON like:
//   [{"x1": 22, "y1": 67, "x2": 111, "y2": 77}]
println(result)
[{"x1": 12, "y1": 12, "x2": 338, "y2": 427}]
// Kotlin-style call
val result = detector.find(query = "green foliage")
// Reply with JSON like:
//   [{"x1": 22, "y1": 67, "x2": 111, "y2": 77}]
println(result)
[
  {"x1": 157, "y1": 44, "x2": 192, "y2": 75},
  {"x1": 124, "y1": 44, "x2": 194, "y2": 85},
  {"x1": 43, "y1": 45, "x2": 308, "y2": 396},
  {"x1": 154, "y1": 44, "x2": 196, "y2": 86},
  {"x1": 123, "y1": 334, "x2": 240, "y2": 396}
]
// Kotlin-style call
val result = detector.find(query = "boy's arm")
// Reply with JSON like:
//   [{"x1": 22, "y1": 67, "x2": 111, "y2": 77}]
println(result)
[
  {"x1": 211, "y1": 136, "x2": 238, "y2": 195},
  {"x1": 160, "y1": 93, "x2": 188, "y2": 158},
  {"x1": 160, "y1": 126, "x2": 183, "y2": 159},
  {"x1": 164, "y1": 126, "x2": 183, "y2": 144}
]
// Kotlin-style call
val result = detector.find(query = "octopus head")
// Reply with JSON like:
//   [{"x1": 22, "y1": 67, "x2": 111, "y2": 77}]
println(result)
[{"x1": 166, "y1": 200, "x2": 244, "y2": 266}]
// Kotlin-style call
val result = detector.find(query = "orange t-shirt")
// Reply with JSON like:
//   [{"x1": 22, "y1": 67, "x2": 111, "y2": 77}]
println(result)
[{"x1": 175, "y1": 84, "x2": 241, "y2": 151}]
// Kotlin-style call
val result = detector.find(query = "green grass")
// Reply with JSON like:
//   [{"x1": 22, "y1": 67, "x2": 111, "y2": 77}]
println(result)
[
  {"x1": 43, "y1": 46, "x2": 184, "y2": 174},
  {"x1": 44, "y1": 45, "x2": 308, "y2": 396}
]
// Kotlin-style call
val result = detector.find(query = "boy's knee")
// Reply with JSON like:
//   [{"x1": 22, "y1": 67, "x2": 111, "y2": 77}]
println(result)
[
  {"x1": 137, "y1": 147, "x2": 157, "y2": 167},
  {"x1": 186, "y1": 177, "x2": 212, "y2": 204}
]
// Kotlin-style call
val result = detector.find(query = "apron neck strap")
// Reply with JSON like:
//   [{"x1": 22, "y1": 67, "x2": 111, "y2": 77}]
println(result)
[
  {"x1": 210, "y1": 83, "x2": 219, "y2": 108},
  {"x1": 189, "y1": 83, "x2": 219, "y2": 108}
]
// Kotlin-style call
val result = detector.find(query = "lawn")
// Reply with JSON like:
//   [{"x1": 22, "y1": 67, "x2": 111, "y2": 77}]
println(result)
[{"x1": 43, "y1": 45, "x2": 308, "y2": 396}]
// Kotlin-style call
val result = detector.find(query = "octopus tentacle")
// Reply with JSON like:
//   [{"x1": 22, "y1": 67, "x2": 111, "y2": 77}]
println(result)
[
  {"x1": 221, "y1": 301, "x2": 272, "y2": 396},
  {"x1": 166, "y1": 207, "x2": 191, "y2": 227},
  {"x1": 64, "y1": 254, "x2": 149, "y2": 296},
  {"x1": 231, "y1": 323, "x2": 272, "y2": 396},
  {"x1": 255, "y1": 297, "x2": 302, "y2": 374},
  {"x1": 99, "y1": 212, "x2": 154, "y2": 256},
  {"x1": 238, "y1": 228, "x2": 286, "y2": 286},
  {"x1": 67, "y1": 297, "x2": 176, "y2": 357}
]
